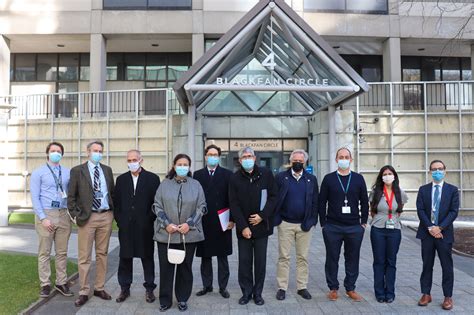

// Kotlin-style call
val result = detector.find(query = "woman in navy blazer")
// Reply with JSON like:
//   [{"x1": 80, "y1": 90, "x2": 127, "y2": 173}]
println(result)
[{"x1": 416, "y1": 159, "x2": 459, "y2": 311}]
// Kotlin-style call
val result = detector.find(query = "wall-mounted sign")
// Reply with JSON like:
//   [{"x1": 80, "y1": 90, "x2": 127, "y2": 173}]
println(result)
[{"x1": 230, "y1": 139, "x2": 282, "y2": 152}]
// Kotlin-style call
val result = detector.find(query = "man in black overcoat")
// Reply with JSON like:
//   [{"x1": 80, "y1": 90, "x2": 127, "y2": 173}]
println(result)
[
  {"x1": 193, "y1": 144, "x2": 234, "y2": 299},
  {"x1": 113, "y1": 149, "x2": 160, "y2": 303}
]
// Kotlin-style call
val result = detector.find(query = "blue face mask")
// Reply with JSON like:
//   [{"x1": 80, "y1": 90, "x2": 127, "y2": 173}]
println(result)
[
  {"x1": 337, "y1": 159, "x2": 350, "y2": 170},
  {"x1": 175, "y1": 166, "x2": 189, "y2": 177},
  {"x1": 207, "y1": 156, "x2": 219, "y2": 167},
  {"x1": 241, "y1": 158, "x2": 255, "y2": 171},
  {"x1": 91, "y1": 152, "x2": 103, "y2": 164},
  {"x1": 49, "y1": 152, "x2": 62, "y2": 163},
  {"x1": 432, "y1": 170, "x2": 445, "y2": 182}
]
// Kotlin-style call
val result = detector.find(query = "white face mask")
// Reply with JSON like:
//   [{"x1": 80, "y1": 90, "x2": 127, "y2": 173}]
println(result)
[
  {"x1": 382, "y1": 174, "x2": 395, "y2": 184},
  {"x1": 128, "y1": 161, "x2": 141, "y2": 172}
]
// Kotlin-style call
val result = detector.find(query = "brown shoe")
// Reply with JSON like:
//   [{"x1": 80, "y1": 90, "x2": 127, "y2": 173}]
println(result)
[
  {"x1": 418, "y1": 294, "x2": 432, "y2": 306},
  {"x1": 346, "y1": 290, "x2": 362, "y2": 302},
  {"x1": 442, "y1": 297, "x2": 453, "y2": 310},
  {"x1": 327, "y1": 290, "x2": 338, "y2": 301},
  {"x1": 94, "y1": 290, "x2": 112, "y2": 300},
  {"x1": 74, "y1": 295, "x2": 89, "y2": 307},
  {"x1": 39, "y1": 285, "x2": 51, "y2": 298}
]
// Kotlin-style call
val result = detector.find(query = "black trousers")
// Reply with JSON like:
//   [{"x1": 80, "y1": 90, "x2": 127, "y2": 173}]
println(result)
[
  {"x1": 157, "y1": 241, "x2": 197, "y2": 306},
  {"x1": 322, "y1": 224, "x2": 364, "y2": 291},
  {"x1": 237, "y1": 236, "x2": 268, "y2": 298},
  {"x1": 200, "y1": 256, "x2": 230, "y2": 290},
  {"x1": 420, "y1": 237, "x2": 454, "y2": 297},
  {"x1": 118, "y1": 256, "x2": 156, "y2": 292}
]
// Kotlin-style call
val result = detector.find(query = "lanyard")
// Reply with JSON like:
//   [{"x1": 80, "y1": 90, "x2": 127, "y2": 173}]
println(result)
[
  {"x1": 336, "y1": 171, "x2": 352, "y2": 204},
  {"x1": 46, "y1": 163, "x2": 63, "y2": 192},
  {"x1": 383, "y1": 186, "x2": 394, "y2": 219}
]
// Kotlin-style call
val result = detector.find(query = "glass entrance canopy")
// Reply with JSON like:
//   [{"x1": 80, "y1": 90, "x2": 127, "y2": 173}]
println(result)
[{"x1": 174, "y1": 0, "x2": 368, "y2": 115}]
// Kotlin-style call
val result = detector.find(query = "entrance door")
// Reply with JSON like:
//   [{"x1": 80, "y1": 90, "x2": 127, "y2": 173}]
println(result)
[{"x1": 223, "y1": 151, "x2": 283, "y2": 175}]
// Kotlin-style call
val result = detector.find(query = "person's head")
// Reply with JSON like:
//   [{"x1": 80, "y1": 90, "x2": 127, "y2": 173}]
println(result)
[
  {"x1": 429, "y1": 159, "x2": 446, "y2": 183},
  {"x1": 335, "y1": 147, "x2": 352, "y2": 171},
  {"x1": 166, "y1": 153, "x2": 192, "y2": 179},
  {"x1": 87, "y1": 140, "x2": 104, "y2": 165},
  {"x1": 238, "y1": 147, "x2": 256, "y2": 172},
  {"x1": 46, "y1": 141, "x2": 64, "y2": 164},
  {"x1": 289, "y1": 149, "x2": 308, "y2": 173},
  {"x1": 127, "y1": 149, "x2": 142, "y2": 173},
  {"x1": 370, "y1": 165, "x2": 403, "y2": 214},
  {"x1": 205, "y1": 144, "x2": 221, "y2": 168}
]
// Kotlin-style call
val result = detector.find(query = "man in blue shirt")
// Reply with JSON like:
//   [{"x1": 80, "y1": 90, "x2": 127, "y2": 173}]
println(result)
[
  {"x1": 319, "y1": 147, "x2": 369, "y2": 302},
  {"x1": 30, "y1": 142, "x2": 73, "y2": 298}
]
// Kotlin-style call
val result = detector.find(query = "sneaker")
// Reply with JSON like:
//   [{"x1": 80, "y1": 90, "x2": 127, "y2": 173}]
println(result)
[
  {"x1": 276, "y1": 289, "x2": 286, "y2": 300},
  {"x1": 55, "y1": 284, "x2": 74, "y2": 297},
  {"x1": 40, "y1": 285, "x2": 51, "y2": 298}
]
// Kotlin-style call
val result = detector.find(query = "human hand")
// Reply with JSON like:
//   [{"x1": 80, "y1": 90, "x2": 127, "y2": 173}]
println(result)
[
  {"x1": 177, "y1": 223, "x2": 190, "y2": 234},
  {"x1": 166, "y1": 224, "x2": 178, "y2": 234},
  {"x1": 41, "y1": 219, "x2": 55, "y2": 233},
  {"x1": 429, "y1": 226, "x2": 441, "y2": 237},
  {"x1": 361, "y1": 224, "x2": 367, "y2": 229},
  {"x1": 227, "y1": 221, "x2": 235, "y2": 230},
  {"x1": 248, "y1": 214, "x2": 262, "y2": 226},
  {"x1": 434, "y1": 232, "x2": 444, "y2": 239},
  {"x1": 242, "y1": 227, "x2": 252, "y2": 239}
]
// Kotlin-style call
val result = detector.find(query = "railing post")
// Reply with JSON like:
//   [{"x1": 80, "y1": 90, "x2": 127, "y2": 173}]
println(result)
[
  {"x1": 423, "y1": 82, "x2": 428, "y2": 183},
  {"x1": 135, "y1": 90, "x2": 139, "y2": 149},
  {"x1": 458, "y1": 81, "x2": 463, "y2": 210},
  {"x1": 106, "y1": 91, "x2": 110, "y2": 165}
]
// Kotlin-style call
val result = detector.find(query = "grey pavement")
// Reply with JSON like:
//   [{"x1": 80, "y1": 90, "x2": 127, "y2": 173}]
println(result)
[{"x1": 30, "y1": 224, "x2": 474, "y2": 315}]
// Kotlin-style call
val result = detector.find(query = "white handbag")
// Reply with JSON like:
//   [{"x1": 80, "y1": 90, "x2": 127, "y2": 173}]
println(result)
[{"x1": 167, "y1": 233, "x2": 186, "y2": 264}]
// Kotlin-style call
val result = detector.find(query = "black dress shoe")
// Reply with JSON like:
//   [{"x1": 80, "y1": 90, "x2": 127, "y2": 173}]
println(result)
[
  {"x1": 39, "y1": 285, "x2": 51, "y2": 298},
  {"x1": 297, "y1": 289, "x2": 312, "y2": 300},
  {"x1": 196, "y1": 287, "x2": 213, "y2": 296},
  {"x1": 376, "y1": 298, "x2": 385, "y2": 303},
  {"x1": 276, "y1": 289, "x2": 286, "y2": 300},
  {"x1": 178, "y1": 302, "x2": 188, "y2": 312},
  {"x1": 386, "y1": 297, "x2": 394, "y2": 303},
  {"x1": 238, "y1": 296, "x2": 250, "y2": 305},
  {"x1": 254, "y1": 295, "x2": 265, "y2": 306},
  {"x1": 55, "y1": 284, "x2": 74, "y2": 297},
  {"x1": 145, "y1": 291, "x2": 155, "y2": 303},
  {"x1": 159, "y1": 304, "x2": 171, "y2": 312},
  {"x1": 74, "y1": 295, "x2": 89, "y2": 307},
  {"x1": 219, "y1": 288, "x2": 230, "y2": 298},
  {"x1": 115, "y1": 290, "x2": 130, "y2": 303},
  {"x1": 93, "y1": 290, "x2": 112, "y2": 300}
]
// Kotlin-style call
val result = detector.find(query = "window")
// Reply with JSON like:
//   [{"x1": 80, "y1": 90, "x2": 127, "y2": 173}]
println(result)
[
  {"x1": 80, "y1": 53, "x2": 90, "y2": 81},
  {"x1": 146, "y1": 54, "x2": 167, "y2": 81},
  {"x1": 304, "y1": 0, "x2": 388, "y2": 14},
  {"x1": 58, "y1": 54, "x2": 79, "y2": 81},
  {"x1": 14, "y1": 54, "x2": 36, "y2": 81},
  {"x1": 402, "y1": 56, "x2": 470, "y2": 82},
  {"x1": 402, "y1": 57, "x2": 421, "y2": 82},
  {"x1": 37, "y1": 54, "x2": 58, "y2": 81},
  {"x1": 125, "y1": 53, "x2": 145, "y2": 80},
  {"x1": 461, "y1": 58, "x2": 472, "y2": 81},
  {"x1": 103, "y1": 0, "x2": 191, "y2": 10},
  {"x1": 341, "y1": 55, "x2": 383, "y2": 82},
  {"x1": 106, "y1": 53, "x2": 123, "y2": 81}
]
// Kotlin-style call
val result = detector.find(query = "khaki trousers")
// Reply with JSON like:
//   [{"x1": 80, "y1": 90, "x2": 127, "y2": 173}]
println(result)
[
  {"x1": 276, "y1": 220, "x2": 313, "y2": 290},
  {"x1": 36, "y1": 209, "x2": 72, "y2": 287},
  {"x1": 77, "y1": 211, "x2": 113, "y2": 295}
]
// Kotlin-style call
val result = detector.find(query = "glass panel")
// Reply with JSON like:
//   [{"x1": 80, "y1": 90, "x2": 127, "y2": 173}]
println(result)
[
  {"x1": 124, "y1": 53, "x2": 145, "y2": 80},
  {"x1": 342, "y1": 54, "x2": 383, "y2": 82},
  {"x1": 37, "y1": 54, "x2": 57, "y2": 81},
  {"x1": 80, "y1": 53, "x2": 90, "y2": 81},
  {"x1": 107, "y1": 53, "x2": 123, "y2": 81},
  {"x1": 403, "y1": 69, "x2": 421, "y2": 81},
  {"x1": 422, "y1": 57, "x2": 441, "y2": 81},
  {"x1": 148, "y1": 0, "x2": 192, "y2": 9},
  {"x1": 304, "y1": 0, "x2": 345, "y2": 11},
  {"x1": 146, "y1": 54, "x2": 167, "y2": 81},
  {"x1": 202, "y1": 91, "x2": 250, "y2": 112},
  {"x1": 58, "y1": 54, "x2": 79, "y2": 81},
  {"x1": 168, "y1": 66, "x2": 188, "y2": 81},
  {"x1": 103, "y1": 0, "x2": 147, "y2": 9},
  {"x1": 168, "y1": 53, "x2": 191, "y2": 81},
  {"x1": 402, "y1": 56, "x2": 421, "y2": 81},
  {"x1": 441, "y1": 57, "x2": 460, "y2": 81},
  {"x1": 461, "y1": 58, "x2": 472, "y2": 81},
  {"x1": 346, "y1": 0, "x2": 387, "y2": 12},
  {"x1": 57, "y1": 82, "x2": 78, "y2": 118},
  {"x1": 205, "y1": 39, "x2": 218, "y2": 52},
  {"x1": 14, "y1": 54, "x2": 36, "y2": 81}
]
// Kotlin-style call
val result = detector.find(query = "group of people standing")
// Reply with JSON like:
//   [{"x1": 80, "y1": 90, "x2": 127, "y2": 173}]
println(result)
[{"x1": 30, "y1": 141, "x2": 459, "y2": 312}]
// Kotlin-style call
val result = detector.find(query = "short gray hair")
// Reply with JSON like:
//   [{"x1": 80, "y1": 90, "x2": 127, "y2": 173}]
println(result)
[
  {"x1": 238, "y1": 146, "x2": 255, "y2": 158},
  {"x1": 87, "y1": 140, "x2": 104, "y2": 150},
  {"x1": 127, "y1": 149, "x2": 142, "y2": 159},
  {"x1": 289, "y1": 149, "x2": 308, "y2": 163}
]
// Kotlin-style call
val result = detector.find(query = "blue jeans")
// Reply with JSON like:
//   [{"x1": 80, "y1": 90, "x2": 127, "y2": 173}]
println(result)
[{"x1": 370, "y1": 226, "x2": 401, "y2": 300}]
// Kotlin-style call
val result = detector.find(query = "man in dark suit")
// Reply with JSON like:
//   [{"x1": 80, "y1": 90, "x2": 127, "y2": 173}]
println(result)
[
  {"x1": 416, "y1": 159, "x2": 459, "y2": 310},
  {"x1": 68, "y1": 140, "x2": 115, "y2": 307},
  {"x1": 194, "y1": 144, "x2": 233, "y2": 299},
  {"x1": 114, "y1": 150, "x2": 160, "y2": 304}
]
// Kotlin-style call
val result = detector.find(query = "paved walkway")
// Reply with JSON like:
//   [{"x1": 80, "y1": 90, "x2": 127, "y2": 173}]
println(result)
[{"x1": 26, "y1": 224, "x2": 473, "y2": 315}]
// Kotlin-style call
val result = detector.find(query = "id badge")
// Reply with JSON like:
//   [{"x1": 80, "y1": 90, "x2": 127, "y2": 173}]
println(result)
[
  {"x1": 94, "y1": 191, "x2": 103, "y2": 199},
  {"x1": 342, "y1": 206, "x2": 351, "y2": 214},
  {"x1": 51, "y1": 201, "x2": 60, "y2": 208},
  {"x1": 61, "y1": 191, "x2": 67, "y2": 199},
  {"x1": 385, "y1": 219, "x2": 395, "y2": 229}
]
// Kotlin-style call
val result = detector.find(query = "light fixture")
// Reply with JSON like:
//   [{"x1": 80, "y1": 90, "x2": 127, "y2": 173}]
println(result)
[
  {"x1": 151, "y1": 43, "x2": 159, "y2": 47},
  {"x1": 418, "y1": 48, "x2": 425, "y2": 51},
  {"x1": 332, "y1": 46, "x2": 340, "y2": 49},
  {"x1": 57, "y1": 44, "x2": 65, "y2": 48}
]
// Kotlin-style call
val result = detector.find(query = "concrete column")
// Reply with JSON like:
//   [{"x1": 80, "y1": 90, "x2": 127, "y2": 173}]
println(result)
[
  {"x1": 328, "y1": 105, "x2": 336, "y2": 171},
  {"x1": 471, "y1": 44, "x2": 474, "y2": 77},
  {"x1": 0, "y1": 36, "x2": 10, "y2": 96},
  {"x1": 0, "y1": 111, "x2": 9, "y2": 226},
  {"x1": 89, "y1": 34, "x2": 107, "y2": 92},
  {"x1": 383, "y1": 37, "x2": 401, "y2": 82},
  {"x1": 192, "y1": 33, "x2": 205, "y2": 64}
]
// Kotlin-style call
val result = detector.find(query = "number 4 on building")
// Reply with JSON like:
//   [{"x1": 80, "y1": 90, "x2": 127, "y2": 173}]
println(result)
[{"x1": 262, "y1": 52, "x2": 276, "y2": 71}]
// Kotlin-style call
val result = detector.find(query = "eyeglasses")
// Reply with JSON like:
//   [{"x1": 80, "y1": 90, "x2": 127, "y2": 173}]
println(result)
[{"x1": 430, "y1": 168, "x2": 445, "y2": 172}]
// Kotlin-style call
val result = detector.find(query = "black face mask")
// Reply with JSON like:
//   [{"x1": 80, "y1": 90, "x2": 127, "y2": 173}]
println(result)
[{"x1": 291, "y1": 162, "x2": 304, "y2": 173}]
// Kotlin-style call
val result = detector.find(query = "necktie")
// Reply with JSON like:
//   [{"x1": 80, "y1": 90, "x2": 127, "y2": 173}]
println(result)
[
  {"x1": 93, "y1": 166, "x2": 102, "y2": 210},
  {"x1": 433, "y1": 185, "x2": 440, "y2": 225},
  {"x1": 209, "y1": 169, "x2": 214, "y2": 176}
]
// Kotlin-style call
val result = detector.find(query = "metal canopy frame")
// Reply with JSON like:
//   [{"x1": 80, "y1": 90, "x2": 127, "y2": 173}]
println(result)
[{"x1": 173, "y1": 0, "x2": 368, "y2": 115}]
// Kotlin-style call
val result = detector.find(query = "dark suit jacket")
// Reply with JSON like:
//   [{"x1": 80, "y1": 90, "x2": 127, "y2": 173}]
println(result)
[
  {"x1": 416, "y1": 182, "x2": 459, "y2": 243},
  {"x1": 68, "y1": 162, "x2": 115, "y2": 226},
  {"x1": 114, "y1": 169, "x2": 160, "y2": 258}
]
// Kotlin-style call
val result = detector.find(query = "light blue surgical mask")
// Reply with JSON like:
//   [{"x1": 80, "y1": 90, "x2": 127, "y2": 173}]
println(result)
[
  {"x1": 91, "y1": 152, "x2": 103, "y2": 164},
  {"x1": 432, "y1": 170, "x2": 445, "y2": 182},
  {"x1": 241, "y1": 158, "x2": 255, "y2": 171},
  {"x1": 337, "y1": 159, "x2": 350, "y2": 170},
  {"x1": 175, "y1": 166, "x2": 189, "y2": 177},
  {"x1": 207, "y1": 156, "x2": 219, "y2": 167},
  {"x1": 49, "y1": 152, "x2": 62, "y2": 163}
]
